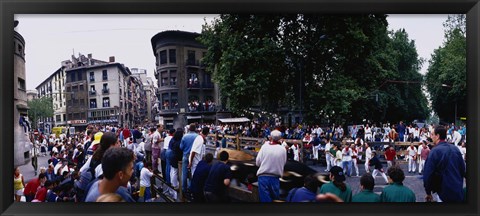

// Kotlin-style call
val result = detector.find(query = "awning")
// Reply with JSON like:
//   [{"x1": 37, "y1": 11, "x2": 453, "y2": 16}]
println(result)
[
  {"x1": 218, "y1": 117, "x2": 250, "y2": 123},
  {"x1": 186, "y1": 116, "x2": 202, "y2": 120}
]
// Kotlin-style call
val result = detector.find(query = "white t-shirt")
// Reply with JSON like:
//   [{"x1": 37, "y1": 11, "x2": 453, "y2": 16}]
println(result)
[
  {"x1": 324, "y1": 143, "x2": 332, "y2": 158},
  {"x1": 365, "y1": 147, "x2": 372, "y2": 160},
  {"x1": 452, "y1": 131, "x2": 462, "y2": 145},
  {"x1": 342, "y1": 147, "x2": 353, "y2": 161},
  {"x1": 407, "y1": 146, "x2": 417, "y2": 159},
  {"x1": 189, "y1": 135, "x2": 205, "y2": 175},
  {"x1": 152, "y1": 131, "x2": 162, "y2": 149},
  {"x1": 164, "y1": 135, "x2": 173, "y2": 150},
  {"x1": 140, "y1": 167, "x2": 154, "y2": 187}
]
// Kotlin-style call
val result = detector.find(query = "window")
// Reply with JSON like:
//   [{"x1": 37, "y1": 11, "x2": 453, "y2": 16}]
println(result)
[
  {"x1": 103, "y1": 97, "x2": 110, "y2": 107},
  {"x1": 63, "y1": 114, "x2": 66, "y2": 122},
  {"x1": 169, "y1": 49, "x2": 176, "y2": 64},
  {"x1": 188, "y1": 72, "x2": 199, "y2": 87},
  {"x1": 102, "y1": 70, "x2": 108, "y2": 80},
  {"x1": 171, "y1": 92, "x2": 178, "y2": 108},
  {"x1": 81, "y1": 113, "x2": 85, "y2": 119},
  {"x1": 70, "y1": 73, "x2": 76, "y2": 82},
  {"x1": 73, "y1": 113, "x2": 80, "y2": 120},
  {"x1": 17, "y1": 44, "x2": 23, "y2": 54},
  {"x1": 162, "y1": 93, "x2": 169, "y2": 110},
  {"x1": 187, "y1": 50, "x2": 196, "y2": 65},
  {"x1": 160, "y1": 50, "x2": 167, "y2": 65},
  {"x1": 68, "y1": 113, "x2": 73, "y2": 120},
  {"x1": 170, "y1": 70, "x2": 177, "y2": 86},
  {"x1": 66, "y1": 86, "x2": 71, "y2": 92},
  {"x1": 161, "y1": 71, "x2": 168, "y2": 86},
  {"x1": 72, "y1": 85, "x2": 78, "y2": 92},
  {"x1": 77, "y1": 71, "x2": 82, "y2": 81},
  {"x1": 90, "y1": 85, "x2": 96, "y2": 95},
  {"x1": 56, "y1": 115, "x2": 61, "y2": 122},
  {"x1": 90, "y1": 99, "x2": 97, "y2": 108},
  {"x1": 79, "y1": 84, "x2": 84, "y2": 91},
  {"x1": 89, "y1": 72, "x2": 95, "y2": 82},
  {"x1": 17, "y1": 78, "x2": 26, "y2": 90}
]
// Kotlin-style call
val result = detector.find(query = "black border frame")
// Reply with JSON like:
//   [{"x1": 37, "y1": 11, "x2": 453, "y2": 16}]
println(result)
[{"x1": 1, "y1": 0, "x2": 478, "y2": 216}]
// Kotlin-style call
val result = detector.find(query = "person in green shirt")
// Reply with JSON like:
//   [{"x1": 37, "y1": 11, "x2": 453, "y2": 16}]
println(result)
[
  {"x1": 318, "y1": 166, "x2": 352, "y2": 202},
  {"x1": 380, "y1": 165, "x2": 416, "y2": 202},
  {"x1": 352, "y1": 174, "x2": 380, "y2": 202}
]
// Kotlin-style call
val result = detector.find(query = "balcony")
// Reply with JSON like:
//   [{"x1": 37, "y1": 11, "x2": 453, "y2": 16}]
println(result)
[
  {"x1": 102, "y1": 88, "x2": 110, "y2": 94},
  {"x1": 89, "y1": 90, "x2": 96, "y2": 95},
  {"x1": 202, "y1": 82, "x2": 214, "y2": 89},
  {"x1": 187, "y1": 82, "x2": 200, "y2": 89}
]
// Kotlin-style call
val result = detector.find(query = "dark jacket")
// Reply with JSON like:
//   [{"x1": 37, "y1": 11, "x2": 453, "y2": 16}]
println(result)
[
  {"x1": 369, "y1": 155, "x2": 383, "y2": 170},
  {"x1": 423, "y1": 141, "x2": 465, "y2": 202}
]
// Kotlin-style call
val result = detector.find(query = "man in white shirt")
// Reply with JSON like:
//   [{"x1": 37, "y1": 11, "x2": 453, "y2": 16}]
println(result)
[
  {"x1": 152, "y1": 125, "x2": 164, "y2": 174},
  {"x1": 451, "y1": 128, "x2": 462, "y2": 146},
  {"x1": 364, "y1": 143, "x2": 372, "y2": 174},
  {"x1": 406, "y1": 143, "x2": 417, "y2": 173},
  {"x1": 324, "y1": 137, "x2": 333, "y2": 172},
  {"x1": 188, "y1": 127, "x2": 208, "y2": 176},
  {"x1": 162, "y1": 128, "x2": 175, "y2": 184},
  {"x1": 139, "y1": 161, "x2": 154, "y2": 202}
]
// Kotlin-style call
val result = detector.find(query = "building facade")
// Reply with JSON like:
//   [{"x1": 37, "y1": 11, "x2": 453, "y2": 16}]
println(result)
[
  {"x1": 151, "y1": 30, "x2": 219, "y2": 129},
  {"x1": 14, "y1": 21, "x2": 32, "y2": 166}
]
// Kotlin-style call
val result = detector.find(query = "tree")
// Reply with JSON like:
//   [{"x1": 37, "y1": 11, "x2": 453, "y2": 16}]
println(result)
[
  {"x1": 200, "y1": 14, "x2": 429, "y2": 125},
  {"x1": 27, "y1": 97, "x2": 54, "y2": 129},
  {"x1": 425, "y1": 14, "x2": 466, "y2": 123}
]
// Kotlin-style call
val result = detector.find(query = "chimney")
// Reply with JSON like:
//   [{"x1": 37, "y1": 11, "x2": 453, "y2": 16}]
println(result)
[
  {"x1": 88, "y1": 53, "x2": 92, "y2": 59},
  {"x1": 109, "y1": 56, "x2": 115, "y2": 63}
]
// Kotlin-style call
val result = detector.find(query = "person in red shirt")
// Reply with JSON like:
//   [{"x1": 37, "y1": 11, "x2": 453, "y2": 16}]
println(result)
[
  {"x1": 384, "y1": 146, "x2": 397, "y2": 169},
  {"x1": 23, "y1": 173, "x2": 46, "y2": 202},
  {"x1": 33, "y1": 180, "x2": 53, "y2": 202}
]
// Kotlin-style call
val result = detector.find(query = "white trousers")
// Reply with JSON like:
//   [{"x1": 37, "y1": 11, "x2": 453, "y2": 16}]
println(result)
[
  {"x1": 325, "y1": 155, "x2": 332, "y2": 171},
  {"x1": 364, "y1": 158, "x2": 370, "y2": 173},
  {"x1": 372, "y1": 169, "x2": 389, "y2": 183},
  {"x1": 418, "y1": 159, "x2": 425, "y2": 173},
  {"x1": 170, "y1": 166, "x2": 179, "y2": 189},
  {"x1": 365, "y1": 134, "x2": 373, "y2": 142},
  {"x1": 408, "y1": 156, "x2": 416, "y2": 172},
  {"x1": 312, "y1": 146, "x2": 319, "y2": 160},
  {"x1": 352, "y1": 158, "x2": 359, "y2": 176}
]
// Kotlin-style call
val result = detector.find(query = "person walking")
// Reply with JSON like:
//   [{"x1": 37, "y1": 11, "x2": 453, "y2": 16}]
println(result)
[
  {"x1": 180, "y1": 124, "x2": 203, "y2": 194},
  {"x1": 380, "y1": 165, "x2": 416, "y2": 202},
  {"x1": 324, "y1": 137, "x2": 334, "y2": 172},
  {"x1": 352, "y1": 174, "x2": 380, "y2": 202},
  {"x1": 423, "y1": 125, "x2": 466, "y2": 202},
  {"x1": 368, "y1": 151, "x2": 389, "y2": 184},
  {"x1": 318, "y1": 166, "x2": 352, "y2": 202},
  {"x1": 256, "y1": 130, "x2": 287, "y2": 202},
  {"x1": 152, "y1": 124, "x2": 164, "y2": 174},
  {"x1": 364, "y1": 143, "x2": 372, "y2": 174},
  {"x1": 350, "y1": 144, "x2": 360, "y2": 177},
  {"x1": 341, "y1": 144, "x2": 353, "y2": 177},
  {"x1": 14, "y1": 167, "x2": 25, "y2": 202},
  {"x1": 406, "y1": 143, "x2": 417, "y2": 173},
  {"x1": 384, "y1": 146, "x2": 397, "y2": 169},
  {"x1": 418, "y1": 141, "x2": 430, "y2": 175}
]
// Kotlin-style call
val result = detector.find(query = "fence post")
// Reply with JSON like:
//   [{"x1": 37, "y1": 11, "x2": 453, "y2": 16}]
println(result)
[{"x1": 236, "y1": 134, "x2": 240, "y2": 150}]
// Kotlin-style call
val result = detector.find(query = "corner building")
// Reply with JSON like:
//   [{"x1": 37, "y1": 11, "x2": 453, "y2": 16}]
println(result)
[{"x1": 151, "y1": 31, "x2": 220, "y2": 129}]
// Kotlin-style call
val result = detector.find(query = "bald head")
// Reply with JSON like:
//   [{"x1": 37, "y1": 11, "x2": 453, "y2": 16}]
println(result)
[{"x1": 270, "y1": 130, "x2": 282, "y2": 142}]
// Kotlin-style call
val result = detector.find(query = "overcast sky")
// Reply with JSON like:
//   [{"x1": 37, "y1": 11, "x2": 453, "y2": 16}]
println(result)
[{"x1": 15, "y1": 14, "x2": 451, "y2": 91}]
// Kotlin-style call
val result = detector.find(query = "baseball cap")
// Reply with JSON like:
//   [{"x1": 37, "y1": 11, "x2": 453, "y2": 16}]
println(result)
[
  {"x1": 329, "y1": 166, "x2": 346, "y2": 182},
  {"x1": 92, "y1": 132, "x2": 103, "y2": 145}
]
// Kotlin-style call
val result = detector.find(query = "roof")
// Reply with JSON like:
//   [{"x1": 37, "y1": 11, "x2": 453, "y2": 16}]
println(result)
[{"x1": 218, "y1": 117, "x2": 250, "y2": 123}]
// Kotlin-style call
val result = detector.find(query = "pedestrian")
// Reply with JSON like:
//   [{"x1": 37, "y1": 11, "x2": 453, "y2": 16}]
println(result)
[
  {"x1": 350, "y1": 144, "x2": 360, "y2": 177},
  {"x1": 204, "y1": 151, "x2": 232, "y2": 203},
  {"x1": 318, "y1": 166, "x2": 352, "y2": 202},
  {"x1": 341, "y1": 144, "x2": 353, "y2": 177},
  {"x1": 190, "y1": 153, "x2": 214, "y2": 203},
  {"x1": 384, "y1": 146, "x2": 397, "y2": 169},
  {"x1": 152, "y1": 124, "x2": 164, "y2": 174},
  {"x1": 380, "y1": 165, "x2": 416, "y2": 202},
  {"x1": 406, "y1": 143, "x2": 417, "y2": 173},
  {"x1": 139, "y1": 161, "x2": 154, "y2": 202},
  {"x1": 85, "y1": 147, "x2": 135, "y2": 202},
  {"x1": 179, "y1": 124, "x2": 203, "y2": 195},
  {"x1": 286, "y1": 174, "x2": 318, "y2": 202},
  {"x1": 188, "y1": 127, "x2": 209, "y2": 179},
  {"x1": 368, "y1": 151, "x2": 389, "y2": 184},
  {"x1": 144, "y1": 128, "x2": 155, "y2": 163},
  {"x1": 418, "y1": 141, "x2": 430, "y2": 175},
  {"x1": 168, "y1": 129, "x2": 184, "y2": 190},
  {"x1": 163, "y1": 128, "x2": 176, "y2": 185},
  {"x1": 364, "y1": 142, "x2": 372, "y2": 173},
  {"x1": 255, "y1": 130, "x2": 287, "y2": 202},
  {"x1": 13, "y1": 167, "x2": 25, "y2": 202},
  {"x1": 352, "y1": 174, "x2": 380, "y2": 202},
  {"x1": 423, "y1": 125, "x2": 466, "y2": 202},
  {"x1": 324, "y1": 137, "x2": 334, "y2": 172},
  {"x1": 309, "y1": 133, "x2": 321, "y2": 164}
]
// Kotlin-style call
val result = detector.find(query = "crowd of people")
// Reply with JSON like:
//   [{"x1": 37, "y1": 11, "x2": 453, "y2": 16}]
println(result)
[{"x1": 15, "y1": 119, "x2": 466, "y2": 203}]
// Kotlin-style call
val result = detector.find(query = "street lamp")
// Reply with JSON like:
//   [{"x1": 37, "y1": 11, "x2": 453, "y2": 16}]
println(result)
[{"x1": 441, "y1": 84, "x2": 456, "y2": 124}]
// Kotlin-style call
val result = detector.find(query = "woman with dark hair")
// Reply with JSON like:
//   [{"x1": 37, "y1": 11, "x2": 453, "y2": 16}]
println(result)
[
  {"x1": 318, "y1": 166, "x2": 352, "y2": 202},
  {"x1": 168, "y1": 128, "x2": 184, "y2": 189}
]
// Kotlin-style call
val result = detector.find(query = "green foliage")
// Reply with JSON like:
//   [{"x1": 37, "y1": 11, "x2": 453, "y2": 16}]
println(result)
[
  {"x1": 425, "y1": 14, "x2": 466, "y2": 123},
  {"x1": 200, "y1": 14, "x2": 429, "y2": 125},
  {"x1": 27, "y1": 97, "x2": 54, "y2": 129}
]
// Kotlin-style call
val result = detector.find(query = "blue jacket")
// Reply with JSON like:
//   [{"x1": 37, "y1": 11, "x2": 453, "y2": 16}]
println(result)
[{"x1": 423, "y1": 141, "x2": 465, "y2": 202}]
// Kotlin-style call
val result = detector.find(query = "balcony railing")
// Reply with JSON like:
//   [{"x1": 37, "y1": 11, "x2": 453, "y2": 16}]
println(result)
[
  {"x1": 187, "y1": 82, "x2": 201, "y2": 89},
  {"x1": 102, "y1": 88, "x2": 110, "y2": 94},
  {"x1": 202, "y1": 82, "x2": 214, "y2": 89},
  {"x1": 89, "y1": 90, "x2": 96, "y2": 95}
]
